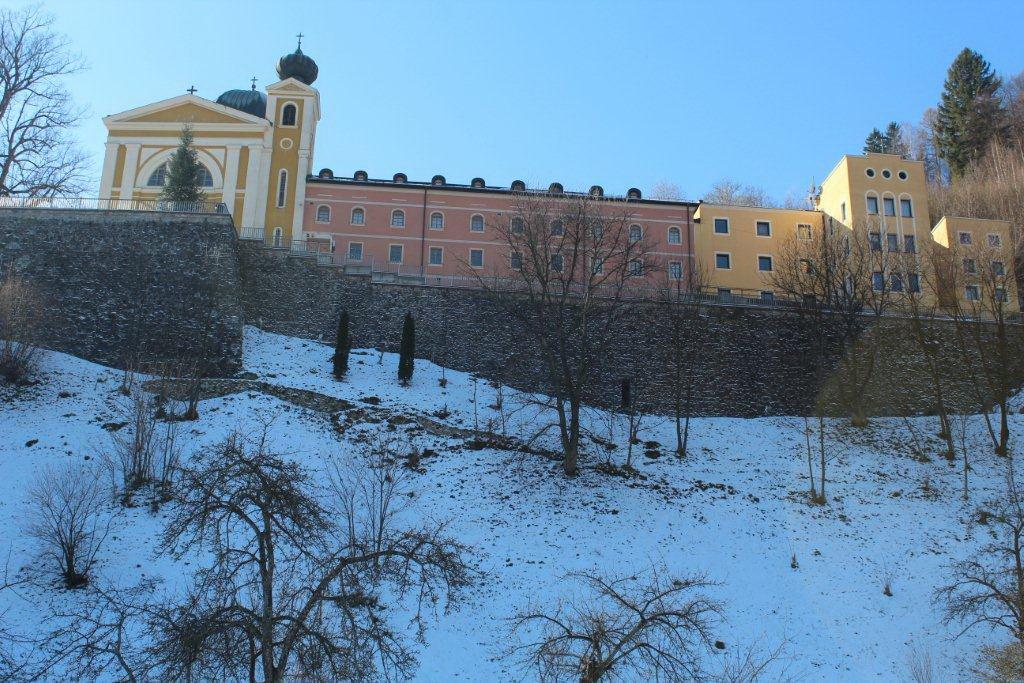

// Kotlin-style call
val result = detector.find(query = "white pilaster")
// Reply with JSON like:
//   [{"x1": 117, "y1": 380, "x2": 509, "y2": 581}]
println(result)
[
  {"x1": 99, "y1": 142, "x2": 119, "y2": 200},
  {"x1": 241, "y1": 143, "x2": 262, "y2": 230},
  {"x1": 221, "y1": 145, "x2": 240, "y2": 219},
  {"x1": 118, "y1": 143, "x2": 141, "y2": 201},
  {"x1": 291, "y1": 149, "x2": 310, "y2": 241}
]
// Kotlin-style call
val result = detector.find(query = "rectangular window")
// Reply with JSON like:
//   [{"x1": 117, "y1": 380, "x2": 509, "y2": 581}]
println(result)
[
  {"x1": 886, "y1": 233, "x2": 899, "y2": 252},
  {"x1": 996, "y1": 287, "x2": 1009, "y2": 303},
  {"x1": 965, "y1": 285, "x2": 980, "y2": 301},
  {"x1": 761, "y1": 291, "x2": 775, "y2": 303},
  {"x1": 510, "y1": 251, "x2": 523, "y2": 270},
  {"x1": 908, "y1": 273, "x2": 921, "y2": 293},
  {"x1": 668, "y1": 261, "x2": 683, "y2": 280},
  {"x1": 469, "y1": 248, "x2": 484, "y2": 268},
  {"x1": 959, "y1": 232, "x2": 972, "y2": 245},
  {"x1": 591, "y1": 258, "x2": 604, "y2": 275},
  {"x1": 470, "y1": 215, "x2": 485, "y2": 233},
  {"x1": 989, "y1": 233, "x2": 1002, "y2": 247},
  {"x1": 347, "y1": 242, "x2": 363, "y2": 261},
  {"x1": 883, "y1": 197, "x2": 896, "y2": 216},
  {"x1": 428, "y1": 246, "x2": 443, "y2": 265},
  {"x1": 429, "y1": 213, "x2": 444, "y2": 230},
  {"x1": 904, "y1": 235, "x2": 916, "y2": 253},
  {"x1": 963, "y1": 258, "x2": 977, "y2": 274},
  {"x1": 714, "y1": 217, "x2": 729, "y2": 234},
  {"x1": 872, "y1": 271, "x2": 885, "y2": 291},
  {"x1": 900, "y1": 198, "x2": 913, "y2": 217},
  {"x1": 717, "y1": 287, "x2": 732, "y2": 296},
  {"x1": 756, "y1": 220, "x2": 771, "y2": 237},
  {"x1": 867, "y1": 196, "x2": 879, "y2": 215},
  {"x1": 840, "y1": 202, "x2": 847, "y2": 221},
  {"x1": 869, "y1": 232, "x2": 881, "y2": 251},
  {"x1": 715, "y1": 252, "x2": 731, "y2": 269},
  {"x1": 550, "y1": 253, "x2": 563, "y2": 272},
  {"x1": 797, "y1": 224, "x2": 812, "y2": 240},
  {"x1": 757, "y1": 255, "x2": 773, "y2": 272},
  {"x1": 388, "y1": 244, "x2": 403, "y2": 264},
  {"x1": 992, "y1": 260, "x2": 1005, "y2": 276},
  {"x1": 890, "y1": 272, "x2": 904, "y2": 292},
  {"x1": 628, "y1": 259, "x2": 643, "y2": 277}
]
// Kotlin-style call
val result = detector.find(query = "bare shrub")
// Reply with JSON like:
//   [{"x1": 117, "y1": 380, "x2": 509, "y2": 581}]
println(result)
[
  {"x1": 714, "y1": 636, "x2": 791, "y2": 683},
  {"x1": 26, "y1": 462, "x2": 109, "y2": 588},
  {"x1": 0, "y1": 275, "x2": 42, "y2": 384},
  {"x1": 976, "y1": 641, "x2": 1024, "y2": 682},
  {"x1": 101, "y1": 387, "x2": 158, "y2": 505},
  {"x1": 905, "y1": 642, "x2": 936, "y2": 683},
  {"x1": 507, "y1": 566, "x2": 722, "y2": 682}
]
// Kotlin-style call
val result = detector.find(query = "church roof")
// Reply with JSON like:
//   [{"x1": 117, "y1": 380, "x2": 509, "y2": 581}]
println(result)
[{"x1": 215, "y1": 88, "x2": 267, "y2": 118}]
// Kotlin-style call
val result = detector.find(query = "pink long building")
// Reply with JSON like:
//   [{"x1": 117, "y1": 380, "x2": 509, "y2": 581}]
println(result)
[{"x1": 299, "y1": 170, "x2": 697, "y2": 287}]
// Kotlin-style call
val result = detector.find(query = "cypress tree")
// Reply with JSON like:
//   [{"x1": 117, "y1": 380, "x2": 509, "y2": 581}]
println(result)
[
  {"x1": 162, "y1": 124, "x2": 206, "y2": 204},
  {"x1": 397, "y1": 312, "x2": 415, "y2": 385},
  {"x1": 935, "y1": 48, "x2": 1003, "y2": 177},
  {"x1": 332, "y1": 309, "x2": 351, "y2": 378}
]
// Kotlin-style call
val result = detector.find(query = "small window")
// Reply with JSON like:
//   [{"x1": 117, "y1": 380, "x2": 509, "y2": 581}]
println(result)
[
  {"x1": 147, "y1": 164, "x2": 167, "y2": 187},
  {"x1": 591, "y1": 258, "x2": 604, "y2": 275},
  {"x1": 281, "y1": 103, "x2": 297, "y2": 126},
  {"x1": 756, "y1": 220, "x2": 771, "y2": 237},
  {"x1": 276, "y1": 170, "x2": 288, "y2": 208},
  {"x1": 883, "y1": 197, "x2": 896, "y2": 217},
  {"x1": 391, "y1": 209, "x2": 405, "y2": 227},
  {"x1": 869, "y1": 232, "x2": 882, "y2": 251},
  {"x1": 388, "y1": 244, "x2": 403, "y2": 264},
  {"x1": 469, "y1": 249, "x2": 484, "y2": 268},
  {"x1": 628, "y1": 259, "x2": 643, "y2": 277},
  {"x1": 866, "y1": 196, "x2": 879, "y2": 215},
  {"x1": 989, "y1": 233, "x2": 1003, "y2": 247},
  {"x1": 629, "y1": 225, "x2": 642, "y2": 243},
  {"x1": 963, "y1": 258, "x2": 977, "y2": 274},
  {"x1": 872, "y1": 271, "x2": 884, "y2": 291},
  {"x1": 511, "y1": 217, "x2": 524, "y2": 235},
  {"x1": 958, "y1": 232, "x2": 972, "y2": 245},
  {"x1": 550, "y1": 253, "x2": 563, "y2": 272},
  {"x1": 715, "y1": 253, "x2": 731, "y2": 269},
  {"x1": 551, "y1": 220, "x2": 564, "y2": 237},
  {"x1": 886, "y1": 233, "x2": 899, "y2": 252},
  {"x1": 316, "y1": 205, "x2": 330, "y2": 223},
  {"x1": 510, "y1": 251, "x2": 523, "y2": 270},
  {"x1": 865, "y1": 168, "x2": 876, "y2": 178},
  {"x1": 898, "y1": 171, "x2": 908, "y2": 180},
  {"x1": 591, "y1": 224, "x2": 604, "y2": 240},
  {"x1": 717, "y1": 287, "x2": 732, "y2": 296},
  {"x1": 351, "y1": 207, "x2": 365, "y2": 225},
  {"x1": 667, "y1": 226, "x2": 681, "y2": 244},
  {"x1": 272, "y1": 227, "x2": 283, "y2": 248},
  {"x1": 470, "y1": 214, "x2": 485, "y2": 232},
  {"x1": 840, "y1": 202, "x2": 847, "y2": 221},
  {"x1": 668, "y1": 261, "x2": 682, "y2": 280},
  {"x1": 714, "y1": 217, "x2": 729, "y2": 234},
  {"x1": 900, "y1": 199, "x2": 913, "y2": 218},
  {"x1": 904, "y1": 235, "x2": 916, "y2": 253},
  {"x1": 800, "y1": 258, "x2": 814, "y2": 274},
  {"x1": 429, "y1": 212, "x2": 444, "y2": 230},
  {"x1": 992, "y1": 260, "x2": 1005, "y2": 276},
  {"x1": 797, "y1": 224, "x2": 812, "y2": 240},
  {"x1": 197, "y1": 166, "x2": 214, "y2": 187},
  {"x1": 758, "y1": 255, "x2": 773, "y2": 272},
  {"x1": 428, "y1": 246, "x2": 443, "y2": 265},
  {"x1": 347, "y1": 242, "x2": 363, "y2": 261},
  {"x1": 882, "y1": 169, "x2": 892, "y2": 179},
  {"x1": 890, "y1": 272, "x2": 904, "y2": 292},
  {"x1": 760, "y1": 291, "x2": 775, "y2": 303},
  {"x1": 908, "y1": 273, "x2": 921, "y2": 293},
  {"x1": 965, "y1": 285, "x2": 980, "y2": 301},
  {"x1": 996, "y1": 287, "x2": 1009, "y2": 303}
]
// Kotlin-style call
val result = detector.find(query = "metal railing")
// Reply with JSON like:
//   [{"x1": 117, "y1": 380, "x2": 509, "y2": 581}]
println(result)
[{"x1": 0, "y1": 196, "x2": 229, "y2": 214}]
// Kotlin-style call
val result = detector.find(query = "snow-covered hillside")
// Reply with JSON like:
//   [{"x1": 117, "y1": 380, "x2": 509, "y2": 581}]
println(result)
[{"x1": 0, "y1": 327, "x2": 1018, "y2": 680}]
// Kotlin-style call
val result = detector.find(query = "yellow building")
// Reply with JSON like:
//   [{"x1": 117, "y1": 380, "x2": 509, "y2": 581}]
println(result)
[{"x1": 98, "y1": 40, "x2": 320, "y2": 246}]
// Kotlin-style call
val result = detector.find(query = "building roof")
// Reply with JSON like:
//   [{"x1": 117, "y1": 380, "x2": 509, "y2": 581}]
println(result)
[{"x1": 215, "y1": 88, "x2": 268, "y2": 118}]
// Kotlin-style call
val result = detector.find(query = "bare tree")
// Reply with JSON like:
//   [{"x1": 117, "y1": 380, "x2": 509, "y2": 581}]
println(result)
[
  {"x1": 472, "y1": 191, "x2": 657, "y2": 475},
  {"x1": 0, "y1": 5, "x2": 88, "y2": 197},
  {"x1": 151, "y1": 427, "x2": 471, "y2": 682},
  {"x1": 507, "y1": 566, "x2": 722, "y2": 682},
  {"x1": 26, "y1": 462, "x2": 109, "y2": 588},
  {"x1": 0, "y1": 273, "x2": 41, "y2": 383},
  {"x1": 649, "y1": 181, "x2": 683, "y2": 200},
  {"x1": 703, "y1": 179, "x2": 775, "y2": 207}
]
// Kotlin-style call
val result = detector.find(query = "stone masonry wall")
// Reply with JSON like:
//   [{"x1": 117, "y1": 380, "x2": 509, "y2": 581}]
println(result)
[{"x1": 0, "y1": 209, "x2": 243, "y2": 374}]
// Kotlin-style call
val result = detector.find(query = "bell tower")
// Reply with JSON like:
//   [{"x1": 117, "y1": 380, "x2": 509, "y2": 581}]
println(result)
[{"x1": 262, "y1": 35, "x2": 320, "y2": 246}]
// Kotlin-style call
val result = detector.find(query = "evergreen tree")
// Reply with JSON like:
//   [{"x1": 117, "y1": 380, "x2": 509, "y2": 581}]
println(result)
[
  {"x1": 162, "y1": 124, "x2": 207, "y2": 203},
  {"x1": 397, "y1": 312, "x2": 415, "y2": 385},
  {"x1": 935, "y1": 48, "x2": 1003, "y2": 177},
  {"x1": 863, "y1": 128, "x2": 887, "y2": 153},
  {"x1": 882, "y1": 121, "x2": 910, "y2": 157},
  {"x1": 332, "y1": 309, "x2": 351, "y2": 379}
]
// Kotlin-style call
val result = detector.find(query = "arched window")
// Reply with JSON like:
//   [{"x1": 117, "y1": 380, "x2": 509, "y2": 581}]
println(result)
[
  {"x1": 391, "y1": 209, "x2": 405, "y2": 227},
  {"x1": 629, "y1": 224, "x2": 642, "y2": 243},
  {"x1": 667, "y1": 226, "x2": 681, "y2": 244},
  {"x1": 470, "y1": 214, "x2": 484, "y2": 232},
  {"x1": 316, "y1": 205, "x2": 331, "y2": 223},
  {"x1": 281, "y1": 103, "x2": 297, "y2": 126},
  {"x1": 351, "y1": 207, "x2": 365, "y2": 225},
  {"x1": 551, "y1": 220, "x2": 564, "y2": 237},
  {"x1": 276, "y1": 170, "x2": 288, "y2": 208},
  {"x1": 197, "y1": 165, "x2": 213, "y2": 187},
  {"x1": 272, "y1": 227, "x2": 283, "y2": 248},
  {"x1": 147, "y1": 164, "x2": 167, "y2": 186},
  {"x1": 429, "y1": 212, "x2": 444, "y2": 230}
]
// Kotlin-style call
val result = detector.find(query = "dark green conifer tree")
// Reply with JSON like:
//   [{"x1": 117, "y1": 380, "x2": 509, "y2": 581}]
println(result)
[
  {"x1": 935, "y1": 48, "x2": 1003, "y2": 177},
  {"x1": 863, "y1": 128, "x2": 887, "y2": 153},
  {"x1": 397, "y1": 312, "x2": 415, "y2": 385},
  {"x1": 162, "y1": 124, "x2": 206, "y2": 203},
  {"x1": 332, "y1": 309, "x2": 351, "y2": 379}
]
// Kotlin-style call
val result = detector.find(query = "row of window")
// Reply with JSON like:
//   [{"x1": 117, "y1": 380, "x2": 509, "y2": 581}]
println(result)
[
  {"x1": 869, "y1": 232, "x2": 917, "y2": 253},
  {"x1": 865, "y1": 168, "x2": 909, "y2": 181},
  {"x1": 865, "y1": 195, "x2": 914, "y2": 218},
  {"x1": 713, "y1": 252, "x2": 774, "y2": 272},
  {"x1": 962, "y1": 258, "x2": 1005, "y2": 276},
  {"x1": 871, "y1": 271, "x2": 922, "y2": 293},
  {"x1": 712, "y1": 218, "x2": 814, "y2": 240},
  {"x1": 958, "y1": 231, "x2": 1003, "y2": 247},
  {"x1": 965, "y1": 285, "x2": 1010, "y2": 302}
]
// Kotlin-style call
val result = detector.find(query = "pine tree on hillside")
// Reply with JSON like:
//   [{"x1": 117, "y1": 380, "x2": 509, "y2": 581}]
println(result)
[
  {"x1": 882, "y1": 122, "x2": 910, "y2": 157},
  {"x1": 864, "y1": 128, "x2": 887, "y2": 153},
  {"x1": 332, "y1": 309, "x2": 351, "y2": 379},
  {"x1": 935, "y1": 48, "x2": 1004, "y2": 177},
  {"x1": 397, "y1": 312, "x2": 415, "y2": 386},
  {"x1": 162, "y1": 124, "x2": 207, "y2": 204}
]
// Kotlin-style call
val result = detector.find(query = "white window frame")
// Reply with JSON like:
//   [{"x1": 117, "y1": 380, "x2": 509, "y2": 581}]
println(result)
[
  {"x1": 965, "y1": 284, "x2": 980, "y2": 301},
  {"x1": 958, "y1": 231, "x2": 973, "y2": 245},
  {"x1": 429, "y1": 211, "x2": 444, "y2": 231},
  {"x1": 272, "y1": 227, "x2": 283, "y2": 248},
  {"x1": 714, "y1": 251, "x2": 731, "y2": 270},
  {"x1": 388, "y1": 243, "x2": 404, "y2": 264},
  {"x1": 315, "y1": 204, "x2": 330, "y2": 223},
  {"x1": 391, "y1": 209, "x2": 406, "y2": 228},
  {"x1": 668, "y1": 260, "x2": 683, "y2": 280},
  {"x1": 279, "y1": 101, "x2": 298, "y2": 128},
  {"x1": 509, "y1": 251, "x2": 523, "y2": 271},
  {"x1": 350, "y1": 207, "x2": 365, "y2": 225},
  {"x1": 347, "y1": 241, "x2": 364, "y2": 261},
  {"x1": 428, "y1": 246, "x2": 444, "y2": 266},
  {"x1": 988, "y1": 233, "x2": 1003, "y2": 247},
  {"x1": 713, "y1": 217, "x2": 730, "y2": 235},
  {"x1": 628, "y1": 224, "x2": 643, "y2": 244},
  {"x1": 757, "y1": 254, "x2": 773, "y2": 272},
  {"x1": 755, "y1": 220, "x2": 772, "y2": 238},
  {"x1": 276, "y1": 169, "x2": 288, "y2": 208},
  {"x1": 470, "y1": 213, "x2": 485, "y2": 233},
  {"x1": 667, "y1": 226, "x2": 682, "y2": 245},
  {"x1": 469, "y1": 248, "x2": 484, "y2": 269},
  {"x1": 797, "y1": 224, "x2": 812, "y2": 240}
]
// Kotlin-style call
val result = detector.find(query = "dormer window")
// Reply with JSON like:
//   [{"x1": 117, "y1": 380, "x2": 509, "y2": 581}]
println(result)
[{"x1": 281, "y1": 103, "x2": 297, "y2": 126}]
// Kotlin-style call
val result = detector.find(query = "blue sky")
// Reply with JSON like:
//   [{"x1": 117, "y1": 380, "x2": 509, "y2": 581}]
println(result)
[{"x1": 41, "y1": 0, "x2": 1024, "y2": 202}]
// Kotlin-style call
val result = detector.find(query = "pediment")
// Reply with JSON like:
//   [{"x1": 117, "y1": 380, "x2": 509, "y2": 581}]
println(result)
[{"x1": 105, "y1": 94, "x2": 268, "y2": 128}]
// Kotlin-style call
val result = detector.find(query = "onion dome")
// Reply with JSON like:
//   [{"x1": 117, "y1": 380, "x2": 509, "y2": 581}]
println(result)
[
  {"x1": 215, "y1": 88, "x2": 267, "y2": 118},
  {"x1": 277, "y1": 39, "x2": 318, "y2": 85}
]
